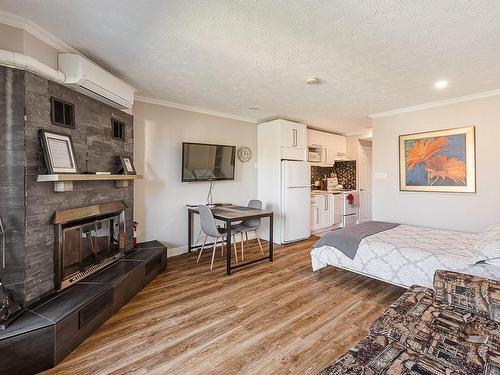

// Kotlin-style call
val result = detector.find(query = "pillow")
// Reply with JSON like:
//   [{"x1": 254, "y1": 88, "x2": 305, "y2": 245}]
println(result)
[{"x1": 474, "y1": 223, "x2": 500, "y2": 262}]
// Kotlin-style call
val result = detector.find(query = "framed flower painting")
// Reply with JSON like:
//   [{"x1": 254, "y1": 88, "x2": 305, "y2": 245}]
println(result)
[{"x1": 399, "y1": 126, "x2": 476, "y2": 193}]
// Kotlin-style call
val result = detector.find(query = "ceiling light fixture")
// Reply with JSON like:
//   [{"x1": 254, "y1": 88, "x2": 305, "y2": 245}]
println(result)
[
  {"x1": 248, "y1": 106, "x2": 259, "y2": 110},
  {"x1": 306, "y1": 77, "x2": 320, "y2": 85},
  {"x1": 434, "y1": 80, "x2": 448, "y2": 89}
]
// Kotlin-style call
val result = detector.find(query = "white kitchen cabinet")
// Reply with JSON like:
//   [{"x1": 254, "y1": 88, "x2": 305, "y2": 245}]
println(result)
[
  {"x1": 308, "y1": 129, "x2": 324, "y2": 148},
  {"x1": 275, "y1": 120, "x2": 307, "y2": 160},
  {"x1": 280, "y1": 120, "x2": 307, "y2": 149},
  {"x1": 311, "y1": 193, "x2": 343, "y2": 232},
  {"x1": 307, "y1": 129, "x2": 347, "y2": 165},
  {"x1": 311, "y1": 195, "x2": 324, "y2": 231},
  {"x1": 324, "y1": 133, "x2": 347, "y2": 164}
]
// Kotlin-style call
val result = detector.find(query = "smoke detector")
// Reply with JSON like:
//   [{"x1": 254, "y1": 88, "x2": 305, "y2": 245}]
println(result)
[{"x1": 306, "y1": 77, "x2": 320, "y2": 85}]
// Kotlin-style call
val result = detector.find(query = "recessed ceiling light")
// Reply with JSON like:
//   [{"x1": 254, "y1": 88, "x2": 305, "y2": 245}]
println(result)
[
  {"x1": 248, "y1": 106, "x2": 259, "y2": 110},
  {"x1": 434, "y1": 80, "x2": 448, "y2": 89},
  {"x1": 306, "y1": 77, "x2": 320, "y2": 85}
]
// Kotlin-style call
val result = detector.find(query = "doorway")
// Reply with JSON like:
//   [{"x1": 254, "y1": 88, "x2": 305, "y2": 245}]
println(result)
[{"x1": 358, "y1": 143, "x2": 372, "y2": 221}]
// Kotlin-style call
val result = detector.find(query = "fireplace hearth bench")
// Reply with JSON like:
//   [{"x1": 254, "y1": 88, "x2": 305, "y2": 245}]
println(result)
[{"x1": 0, "y1": 240, "x2": 167, "y2": 375}]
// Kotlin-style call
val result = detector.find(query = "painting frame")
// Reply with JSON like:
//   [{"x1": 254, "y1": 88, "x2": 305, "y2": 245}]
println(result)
[
  {"x1": 39, "y1": 129, "x2": 78, "y2": 174},
  {"x1": 119, "y1": 156, "x2": 136, "y2": 175},
  {"x1": 399, "y1": 126, "x2": 476, "y2": 193}
]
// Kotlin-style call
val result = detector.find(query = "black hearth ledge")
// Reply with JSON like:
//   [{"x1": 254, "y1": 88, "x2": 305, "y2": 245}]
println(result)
[{"x1": 0, "y1": 240, "x2": 167, "y2": 375}]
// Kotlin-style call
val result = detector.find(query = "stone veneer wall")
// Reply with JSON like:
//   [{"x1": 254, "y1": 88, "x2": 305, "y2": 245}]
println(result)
[
  {"x1": 0, "y1": 66, "x2": 26, "y2": 303},
  {"x1": 0, "y1": 66, "x2": 134, "y2": 306}
]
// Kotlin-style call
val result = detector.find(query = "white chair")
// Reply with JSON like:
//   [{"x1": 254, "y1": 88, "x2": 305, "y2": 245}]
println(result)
[
  {"x1": 196, "y1": 205, "x2": 239, "y2": 270},
  {"x1": 233, "y1": 200, "x2": 264, "y2": 261}
]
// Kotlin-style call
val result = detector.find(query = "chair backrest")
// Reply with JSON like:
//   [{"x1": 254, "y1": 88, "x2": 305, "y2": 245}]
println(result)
[
  {"x1": 198, "y1": 205, "x2": 221, "y2": 237},
  {"x1": 241, "y1": 199, "x2": 262, "y2": 228}
]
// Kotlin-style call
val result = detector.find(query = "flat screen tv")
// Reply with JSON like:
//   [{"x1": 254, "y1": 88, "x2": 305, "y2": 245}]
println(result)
[{"x1": 182, "y1": 142, "x2": 236, "y2": 182}]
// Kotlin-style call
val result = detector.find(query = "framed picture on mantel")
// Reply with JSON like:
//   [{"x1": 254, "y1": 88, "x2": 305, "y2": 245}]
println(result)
[
  {"x1": 39, "y1": 130, "x2": 78, "y2": 174},
  {"x1": 119, "y1": 156, "x2": 136, "y2": 175},
  {"x1": 399, "y1": 126, "x2": 476, "y2": 193}
]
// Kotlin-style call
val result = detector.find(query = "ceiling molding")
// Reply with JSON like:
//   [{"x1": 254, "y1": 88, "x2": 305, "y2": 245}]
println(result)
[
  {"x1": 369, "y1": 89, "x2": 500, "y2": 119},
  {"x1": 134, "y1": 96, "x2": 257, "y2": 123},
  {"x1": 0, "y1": 10, "x2": 79, "y2": 53},
  {"x1": 344, "y1": 129, "x2": 373, "y2": 137}
]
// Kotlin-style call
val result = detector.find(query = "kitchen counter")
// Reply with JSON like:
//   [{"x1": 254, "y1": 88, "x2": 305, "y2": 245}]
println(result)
[
  {"x1": 311, "y1": 190, "x2": 342, "y2": 195},
  {"x1": 311, "y1": 190, "x2": 357, "y2": 195}
]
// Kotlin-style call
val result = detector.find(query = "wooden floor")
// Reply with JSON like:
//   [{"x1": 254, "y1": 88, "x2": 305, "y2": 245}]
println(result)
[{"x1": 43, "y1": 237, "x2": 404, "y2": 375}]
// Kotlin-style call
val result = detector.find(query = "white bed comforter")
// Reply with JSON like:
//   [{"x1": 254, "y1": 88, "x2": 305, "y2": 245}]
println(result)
[{"x1": 310, "y1": 224, "x2": 480, "y2": 288}]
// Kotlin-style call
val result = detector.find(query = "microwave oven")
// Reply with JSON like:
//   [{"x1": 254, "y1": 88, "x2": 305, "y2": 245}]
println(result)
[{"x1": 308, "y1": 150, "x2": 322, "y2": 162}]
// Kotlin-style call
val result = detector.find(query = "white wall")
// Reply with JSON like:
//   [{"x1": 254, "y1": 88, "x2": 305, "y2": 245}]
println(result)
[
  {"x1": 372, "y1": 94, "x2": 500, "y2": 232},
  {"x1": 133, "y1": 101, "x2": 258, "y2": 254}
]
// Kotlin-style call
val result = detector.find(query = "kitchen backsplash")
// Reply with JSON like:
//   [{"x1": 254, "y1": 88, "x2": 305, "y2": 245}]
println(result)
[{"x1": 311, "y1": 160, "x2": 356, "y2": 190}]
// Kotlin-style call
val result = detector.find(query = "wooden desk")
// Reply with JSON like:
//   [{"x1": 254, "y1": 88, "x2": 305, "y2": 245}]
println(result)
[{"x1": 187, "y1": 205, "x2": 274, "y2": 275}]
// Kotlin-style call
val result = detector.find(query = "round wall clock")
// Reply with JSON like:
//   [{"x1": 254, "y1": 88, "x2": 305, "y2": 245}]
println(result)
[{"x1": 237, "y1": 146, "x2": 252, "y2": 162}]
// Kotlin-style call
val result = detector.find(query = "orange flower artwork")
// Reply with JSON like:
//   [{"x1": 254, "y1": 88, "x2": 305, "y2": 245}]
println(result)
[
  {"x1": 405, "y1": 137, "x2": 448, "y2": 170},
  {"x1": 425, "y1": 155, "x2": 466, "y2": 185},
  {"x1": 399, "y1": 126, "x2": 475, "y2": 193}
]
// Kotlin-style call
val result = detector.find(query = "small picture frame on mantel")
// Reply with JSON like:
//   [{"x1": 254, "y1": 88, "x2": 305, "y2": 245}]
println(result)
[
  {"x1": 119, "y1": 156, "x2": 136, "y2": 175},
  {"x1": 39, "y1": 130, "x2": 78, "y2": 174}
]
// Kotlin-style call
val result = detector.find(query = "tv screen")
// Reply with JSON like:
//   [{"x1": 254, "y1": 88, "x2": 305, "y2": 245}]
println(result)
[{"x1": 182, "y1": 142, "x2": 236, "y2": 182}]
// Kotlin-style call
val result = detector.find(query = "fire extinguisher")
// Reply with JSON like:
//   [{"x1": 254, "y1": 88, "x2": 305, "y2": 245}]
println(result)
[{"x1": 133, "y1": 221, "x2": 139, "y2": 247}]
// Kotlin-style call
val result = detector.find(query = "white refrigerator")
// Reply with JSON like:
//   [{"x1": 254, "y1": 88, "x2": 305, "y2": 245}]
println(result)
[{"x1": 281, "y1": 160, "x2": 311, "y2": 243}]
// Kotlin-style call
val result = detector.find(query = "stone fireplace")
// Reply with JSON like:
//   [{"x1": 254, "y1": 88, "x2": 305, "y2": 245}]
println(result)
[{"x1": 0, "y1": 66, "x2": 134, "y2": 307}]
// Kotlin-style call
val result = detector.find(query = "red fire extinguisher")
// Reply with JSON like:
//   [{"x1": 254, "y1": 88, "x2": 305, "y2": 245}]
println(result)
[{"x1": 133, "y1": 221, "x2": 139, "y2": 247}]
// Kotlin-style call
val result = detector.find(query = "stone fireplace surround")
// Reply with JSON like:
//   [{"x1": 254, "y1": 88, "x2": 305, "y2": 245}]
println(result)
[
  {"x1": 0, "y1": 66, "x2": 169, "y2": 374},
  {"x1": 0, "y1": 65, "x2": 134, "y2": 307}
]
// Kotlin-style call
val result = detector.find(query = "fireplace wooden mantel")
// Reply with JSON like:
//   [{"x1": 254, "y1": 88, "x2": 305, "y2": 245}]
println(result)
[{"x1": 37, "y1": 174, "x2": 143, "y2": 192}]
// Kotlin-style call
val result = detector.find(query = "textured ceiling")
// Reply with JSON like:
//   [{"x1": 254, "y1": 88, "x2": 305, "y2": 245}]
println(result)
[{"x1": 2, "y1": 1, "x2": 500, "y2": 134}]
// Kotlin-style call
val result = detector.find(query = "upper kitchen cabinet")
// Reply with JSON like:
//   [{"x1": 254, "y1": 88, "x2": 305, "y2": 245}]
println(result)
[
  {"x1": 325, "y1": 133, "x2": 347, "y2": 164},
  {"x1": 307, "y1": 129, "x2": 347, "y2": 165},
  {"x1": 280, "y1": 120, "x2": 307, "y2": 149},
  {"x1": 308, "y1": 129, "x2": 324, "y2": 148},
  {"x1": 268, "y1": 119, "x2": 307, "y2": 160}
]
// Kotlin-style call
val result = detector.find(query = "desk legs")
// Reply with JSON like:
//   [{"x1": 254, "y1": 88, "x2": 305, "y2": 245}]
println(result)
[
  {"x1": 188, "y1": 210, "x2": 193, "y2": 253},
  {"x1": 269, "y1": 213, "x2": 274, "y2": 262},
  {"x1": 226, "y1": 219, "x2": 232, "y2": 275}
]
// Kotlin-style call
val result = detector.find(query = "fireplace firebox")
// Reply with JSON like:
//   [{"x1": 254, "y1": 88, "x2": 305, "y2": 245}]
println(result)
[{"x1": 54, "y1": 201, "x2": 127, "y2": 290}]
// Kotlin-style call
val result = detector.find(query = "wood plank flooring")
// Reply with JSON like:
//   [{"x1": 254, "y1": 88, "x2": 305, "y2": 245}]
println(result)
[{"x1": 43, "y1": 237, "x2": 404, "y2": 375}]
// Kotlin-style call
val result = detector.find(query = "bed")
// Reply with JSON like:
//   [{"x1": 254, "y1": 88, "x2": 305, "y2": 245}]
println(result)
[{"x1": 310, "y1": 223, "x2": 500, "y2": 288}]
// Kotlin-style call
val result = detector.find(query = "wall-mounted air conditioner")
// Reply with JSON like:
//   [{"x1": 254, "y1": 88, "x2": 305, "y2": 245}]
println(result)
[{"x1": 58, "y1": 54, "x2": 135, "y2": 110}]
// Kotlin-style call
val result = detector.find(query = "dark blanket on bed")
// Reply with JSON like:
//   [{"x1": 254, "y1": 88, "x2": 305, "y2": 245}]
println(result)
[{"x1": 312, "y1": 221, "x2": 399, "y2": 260}]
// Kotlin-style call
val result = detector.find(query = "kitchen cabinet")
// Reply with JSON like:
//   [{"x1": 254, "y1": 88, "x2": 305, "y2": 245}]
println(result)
[
  {"x1": 307, "y1": 129, "x2": 347, "y2": 165},
  {"x1": 311, "y1": 195, "x2": 324, "y2": 231},
  {"x1": 308, "y1": 129, "x2": 324, "y2": 148},
  {"x1": 277, "y1": 120, "x2": 307, "y2": 160},
  {"x1": 324, "y1": 133, "x2": 347, "y2": 164},
  {"x1": 311, "y1": 193, "x2": 342, "y2": 232}
]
